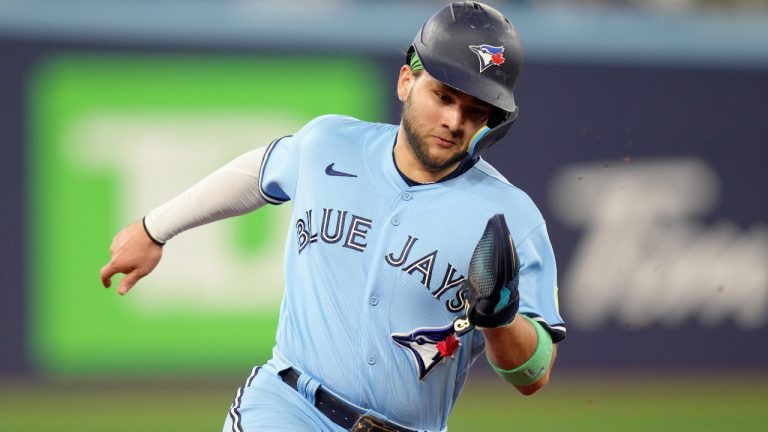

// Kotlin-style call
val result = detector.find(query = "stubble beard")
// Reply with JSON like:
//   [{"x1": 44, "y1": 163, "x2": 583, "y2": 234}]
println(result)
[{"x1": 401, "y1": 100, "x2": 467, "y2": 172}]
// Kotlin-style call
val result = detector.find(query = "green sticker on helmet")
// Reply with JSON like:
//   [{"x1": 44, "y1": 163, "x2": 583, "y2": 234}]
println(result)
[{"x1": 409, "y1": 51, "x2": 424, "y2": 72}]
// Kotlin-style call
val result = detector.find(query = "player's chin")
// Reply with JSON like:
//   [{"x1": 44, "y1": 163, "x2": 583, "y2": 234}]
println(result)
[
  {"x1": 425, "y1": 151, "x2": 466, "y2": 171},
  {"x1": 436, "y1": 144, "x2": 467, "y2": 161}
]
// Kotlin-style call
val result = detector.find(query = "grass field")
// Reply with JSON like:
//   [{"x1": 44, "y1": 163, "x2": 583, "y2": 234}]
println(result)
[{"x1": 1, "y1": 371, "x2": 766, "y2": 431}]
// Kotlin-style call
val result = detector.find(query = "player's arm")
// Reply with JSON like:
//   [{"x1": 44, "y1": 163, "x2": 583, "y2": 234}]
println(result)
[
  {"x1": 100, "y1": 145, "x2": 273, "y2": 295},
  {"x1": 482, "y1": 316, "x2": 557, "y2": 395},
  {"x1": 458, "y1": 214, "x2": 557, "y2": 395}
]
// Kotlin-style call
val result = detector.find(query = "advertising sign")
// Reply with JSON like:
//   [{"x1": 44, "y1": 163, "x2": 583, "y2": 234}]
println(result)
[{"x1": 28, "y1": 54, "x2": 385, "y2": 373}]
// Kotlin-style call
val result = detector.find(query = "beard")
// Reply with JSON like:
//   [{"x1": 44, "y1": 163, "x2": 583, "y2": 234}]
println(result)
[{"x1": 401, "y1": 99, "x2": 468, "y2": 172}]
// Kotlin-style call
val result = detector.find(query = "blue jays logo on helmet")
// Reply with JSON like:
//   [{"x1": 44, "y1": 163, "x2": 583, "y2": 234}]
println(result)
[
  {"x1": 392, "y1": 324, "x2": 460, "y2": 381},
  {"x1": 469, "y1": 44, "x2": 506, "y2": 73}
]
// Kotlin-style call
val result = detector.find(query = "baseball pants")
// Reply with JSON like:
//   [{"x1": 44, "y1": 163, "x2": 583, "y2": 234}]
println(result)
[{"x1": 223, "y1": 364, "x2": 346, "y2": 432}]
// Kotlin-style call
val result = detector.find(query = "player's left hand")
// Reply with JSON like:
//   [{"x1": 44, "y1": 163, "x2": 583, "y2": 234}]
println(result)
[{"x1": 462, "y1": 213, "x2": 520, "y2": 330}]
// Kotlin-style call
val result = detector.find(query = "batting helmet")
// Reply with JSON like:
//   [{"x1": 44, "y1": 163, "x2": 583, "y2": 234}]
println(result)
[{"x1": 408, "y1": 2, "x2": 523, "y2": 157}]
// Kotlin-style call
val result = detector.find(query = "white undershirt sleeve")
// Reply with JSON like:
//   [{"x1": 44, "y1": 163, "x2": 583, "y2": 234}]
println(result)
[{"x1": 143, "y1": 145, "x2": 272, "y2": 244}]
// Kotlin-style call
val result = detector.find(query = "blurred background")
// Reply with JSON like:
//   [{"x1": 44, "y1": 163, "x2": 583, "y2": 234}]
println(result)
[{"x1": 1, "y1": 0, "x2": 767, "y2": 431}]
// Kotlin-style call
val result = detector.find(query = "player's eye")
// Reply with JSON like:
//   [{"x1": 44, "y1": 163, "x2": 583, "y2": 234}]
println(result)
[
  {"x1": 434, "y1": 91, "x2": 452, "y2": 104},
  {"x1": 467, "y1": 106, "x2": 490, "y2": 122}
]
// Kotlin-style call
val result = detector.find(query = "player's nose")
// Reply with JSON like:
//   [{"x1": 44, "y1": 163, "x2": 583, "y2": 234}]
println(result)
[{"x1": 441, "y1": 105, "x2": 463, "y2": 134}]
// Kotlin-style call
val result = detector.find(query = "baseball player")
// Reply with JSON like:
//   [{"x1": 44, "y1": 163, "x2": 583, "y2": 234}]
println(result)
[{"x1": 100, "y1": 2, "x2": 566, "y2": 431}]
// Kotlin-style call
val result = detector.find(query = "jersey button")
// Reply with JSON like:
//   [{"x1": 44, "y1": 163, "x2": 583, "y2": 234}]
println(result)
[
  {"x1": 367, "y1": 355, "x2": 376, "y2": 365},
  {"x1": 369, "y1": 296, "x2": 379, "y2": 306},
  {"x1": 402, "y1": 192, "x2": 412, "y2": 201},
  {"x1": 392, "y1": 217, "x2": 400, "y2": 226}
]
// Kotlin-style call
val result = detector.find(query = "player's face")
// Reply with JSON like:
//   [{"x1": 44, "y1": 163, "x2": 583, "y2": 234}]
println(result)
[{"x1": 397, "y1": 67, "x2": 492, "y2": 176}]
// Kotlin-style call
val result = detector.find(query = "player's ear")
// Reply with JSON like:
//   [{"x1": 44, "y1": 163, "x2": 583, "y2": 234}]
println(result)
[{"x1": 397, "y1": 65, "x2": 414, "y2": 102}]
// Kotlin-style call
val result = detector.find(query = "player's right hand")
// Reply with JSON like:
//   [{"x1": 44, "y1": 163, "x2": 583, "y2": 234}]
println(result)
[{"x1": 99, "y1": 220, "x2": 163, "y2": 295}]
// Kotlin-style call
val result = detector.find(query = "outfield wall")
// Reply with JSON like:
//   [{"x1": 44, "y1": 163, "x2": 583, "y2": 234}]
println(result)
[{"x1": 1, "y1": 1, "x2": 766, "y2": 374}]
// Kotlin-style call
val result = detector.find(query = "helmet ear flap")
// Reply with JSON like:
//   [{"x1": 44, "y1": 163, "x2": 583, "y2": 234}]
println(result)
[
  {"x1": 487, "y1": 107, "x2": 512, "y2": 129},
  {"x1": 468, "y1": 106, "x2": 518, "y2": 158}
]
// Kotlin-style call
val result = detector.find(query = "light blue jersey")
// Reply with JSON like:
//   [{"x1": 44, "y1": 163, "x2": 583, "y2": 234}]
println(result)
[{"x1": 243, "y1": 115, "x2": 564, "y2": 431}]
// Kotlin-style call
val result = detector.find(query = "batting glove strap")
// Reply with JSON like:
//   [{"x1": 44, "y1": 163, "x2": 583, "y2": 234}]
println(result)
[{"x1": 467, "y1": 285, "x2": 520, "y2": 329}]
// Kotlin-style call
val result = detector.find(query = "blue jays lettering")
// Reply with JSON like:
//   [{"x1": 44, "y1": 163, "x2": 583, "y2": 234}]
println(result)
[{"x1": 295, "y1": 207, "x2": 469, "y2": 313}]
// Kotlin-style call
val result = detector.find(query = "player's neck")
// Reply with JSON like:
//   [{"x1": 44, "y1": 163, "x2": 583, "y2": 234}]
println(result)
[{"x1": 393, "y1": 134, "x2": 460, "y2": 184}]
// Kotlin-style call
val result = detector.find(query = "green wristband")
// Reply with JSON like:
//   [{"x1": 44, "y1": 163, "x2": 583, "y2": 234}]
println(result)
[{"x1": 487, "y1": 315, "x2": 553, "y2": 386}]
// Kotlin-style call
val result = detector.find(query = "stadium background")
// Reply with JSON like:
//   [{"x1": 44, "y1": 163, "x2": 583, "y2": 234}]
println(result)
[{"x1": 1, "y1": 0, "x2": 767, "y2": 430}]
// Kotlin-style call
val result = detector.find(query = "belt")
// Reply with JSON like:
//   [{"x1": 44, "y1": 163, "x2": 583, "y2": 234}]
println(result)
[{"x1": 279, "y1": 367, "x2": 416, "y2": 432}]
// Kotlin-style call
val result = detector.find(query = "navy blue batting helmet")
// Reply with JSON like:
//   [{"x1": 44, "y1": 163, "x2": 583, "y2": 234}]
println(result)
[{"x1": 408, "y1": 2, "x2": 523, "y2": 156}]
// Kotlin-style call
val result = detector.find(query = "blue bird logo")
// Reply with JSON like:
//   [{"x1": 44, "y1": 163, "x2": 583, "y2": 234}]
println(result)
[
  {"x1": 392, "y1": 324, "x2": 460, "y2": 380},
  {"x1": 469, "y1": 44, "x2": 506, "y2": 73}
]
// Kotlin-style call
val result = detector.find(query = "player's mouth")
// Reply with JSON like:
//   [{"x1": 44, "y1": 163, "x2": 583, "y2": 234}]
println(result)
[{"x1": 432, "y1": 135, "x2": 456, "y2": 149}]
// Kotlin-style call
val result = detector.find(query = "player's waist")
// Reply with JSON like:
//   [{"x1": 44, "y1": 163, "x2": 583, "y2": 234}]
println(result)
[{"x1": 278, "y1": 366, "x2": 418, "y2": 432}]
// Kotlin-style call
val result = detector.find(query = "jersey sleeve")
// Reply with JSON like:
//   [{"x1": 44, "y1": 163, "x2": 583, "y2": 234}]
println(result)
[
  {"x1": 515, "y1": 223, "x2": 567, "y2": 343},
  {"x1": 259, "y1": 135, "x2": 296, "y2": 203},
  {"x1": 259, "y1": 115, "x2": 335, "y2": 203}
]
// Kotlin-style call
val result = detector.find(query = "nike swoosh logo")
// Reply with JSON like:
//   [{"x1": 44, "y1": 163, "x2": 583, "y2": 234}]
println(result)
[
  {"x1": 524, "y1": 366, "x2": 546, "y2": 379},
  {"x1": 325, "y1": 163, "x2": 357, "y2": 178}
]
